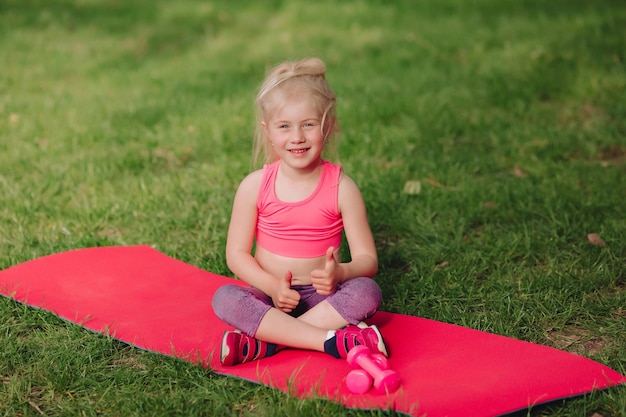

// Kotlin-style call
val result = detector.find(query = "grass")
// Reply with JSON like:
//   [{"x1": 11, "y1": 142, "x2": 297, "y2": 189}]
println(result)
[{"x1": 1, "y1": 0, "x2": 625, "y2": 415}]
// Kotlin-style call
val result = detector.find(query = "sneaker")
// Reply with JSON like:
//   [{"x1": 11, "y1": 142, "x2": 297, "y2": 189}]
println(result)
[
  {"x1": 220, "y1": 330, "x2": 276, "y2": 366},
  {"x1": 332, "y1": 324, "x2": 388, "y2": 359}
]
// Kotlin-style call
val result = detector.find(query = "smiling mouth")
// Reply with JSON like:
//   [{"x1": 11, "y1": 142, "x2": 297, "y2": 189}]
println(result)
[{"x1": 289, "y1": 148, "x2": 309, "y2": 154}]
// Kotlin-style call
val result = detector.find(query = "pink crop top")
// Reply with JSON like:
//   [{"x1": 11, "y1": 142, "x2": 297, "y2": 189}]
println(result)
[{"x1": 256, "y1": 160, "x2": 344, "y2": 258}]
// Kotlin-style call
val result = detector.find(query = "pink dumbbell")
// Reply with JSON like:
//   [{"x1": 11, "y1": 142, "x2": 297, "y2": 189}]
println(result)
[{"x1": 346, "y1": 345, "x2": 400, "y2": 394}]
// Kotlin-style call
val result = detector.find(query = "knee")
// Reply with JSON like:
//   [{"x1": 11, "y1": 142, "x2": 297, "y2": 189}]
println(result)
[
  {"x1": 331, "y1": 278, "x2": 382, "y2": 322},
  {"x1": 211, "y1": 284, "x2": 271, "y2": 336},
  {"x1": 211, "y1": 284, "x2": 243, "y2": 320},
  {"x1": 349, "y1": 277, "x2": 382, "y2": 309}
]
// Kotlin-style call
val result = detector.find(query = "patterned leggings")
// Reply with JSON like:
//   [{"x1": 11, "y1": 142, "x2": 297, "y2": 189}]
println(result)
[{"x1": 212, "y1": 277, "x2": 382, "y2": 336}]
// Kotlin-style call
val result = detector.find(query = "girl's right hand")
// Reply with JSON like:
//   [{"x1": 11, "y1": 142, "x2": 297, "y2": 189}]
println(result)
[{"x1": 272, "y1": 271, "x2": 301, "y2": 313}]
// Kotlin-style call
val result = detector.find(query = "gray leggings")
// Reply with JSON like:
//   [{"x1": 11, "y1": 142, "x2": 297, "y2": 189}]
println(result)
[{"x1": 212, "y1": 277, "x2": 382, "y2": 337}]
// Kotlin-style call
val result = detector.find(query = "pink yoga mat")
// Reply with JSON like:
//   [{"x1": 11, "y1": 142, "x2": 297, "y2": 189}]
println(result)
[{"x1": 1, "y1": 246, "x2": 624, "y2": 416}]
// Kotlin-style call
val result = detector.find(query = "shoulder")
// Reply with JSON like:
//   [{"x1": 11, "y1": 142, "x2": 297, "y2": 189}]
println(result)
[
  {"x1": 337, "y1": 171, "x2": 365, "y2": 209},
  {"x1": 338, "y1": 173, "x2": 360, "y2": 193},
  {"x1": 235, "y1": 169, "x2": 264, "y2": 200}
]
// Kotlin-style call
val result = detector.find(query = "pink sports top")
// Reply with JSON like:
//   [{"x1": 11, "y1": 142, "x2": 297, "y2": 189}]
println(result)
[{"x1": 256, "y1": 160, "x2": 343, "y2": 258}]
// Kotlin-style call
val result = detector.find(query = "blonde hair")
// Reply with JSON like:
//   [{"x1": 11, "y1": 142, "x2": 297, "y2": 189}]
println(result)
[{"x1": 253, "y1": 58, "x2": 340, "y2": 166}]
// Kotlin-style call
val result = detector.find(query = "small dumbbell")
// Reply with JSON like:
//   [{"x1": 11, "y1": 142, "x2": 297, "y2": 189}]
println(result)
[
  {"x1": 345, "y1": 350, "x2": 389, "y2": 394},
  {"x1": 346, "y1": 345, "x2": 400, "y2": 394}
]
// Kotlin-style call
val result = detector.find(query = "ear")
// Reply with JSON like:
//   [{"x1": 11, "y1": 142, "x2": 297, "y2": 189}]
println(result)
[{"x1": 261, "y1": 120, "x2": 268, "y2": 134}]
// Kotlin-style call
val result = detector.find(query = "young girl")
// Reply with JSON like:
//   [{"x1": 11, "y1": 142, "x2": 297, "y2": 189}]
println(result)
[{"x1": 212, "y1": 58, "x2": 387, "y2": 366}]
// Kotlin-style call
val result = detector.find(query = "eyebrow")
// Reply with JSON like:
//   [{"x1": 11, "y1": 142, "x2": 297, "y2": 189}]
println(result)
[{"x1": 273, "y1": 118, "x2": 319, "y2": 124}]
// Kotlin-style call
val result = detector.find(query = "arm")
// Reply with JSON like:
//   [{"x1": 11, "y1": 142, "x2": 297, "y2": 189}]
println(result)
[
  {"x1": 225, "y1": 171, "x2": 300, "y2": 312},
  {"x1": 311, "y1": 174, "x2": 378, "y2": 294},
  {"x1": 336, "y1": 174, "x2": 378, "y2": 279}
]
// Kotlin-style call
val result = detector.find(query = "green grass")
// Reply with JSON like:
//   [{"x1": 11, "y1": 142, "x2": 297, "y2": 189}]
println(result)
[{"x1": 1, "y1": 0, "x2": 625, "y2": 415}]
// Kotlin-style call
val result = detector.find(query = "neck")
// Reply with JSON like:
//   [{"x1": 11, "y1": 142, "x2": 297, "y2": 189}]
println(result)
[{"x1": 278, "y1": 159, "x2": 324, "y2": 181}]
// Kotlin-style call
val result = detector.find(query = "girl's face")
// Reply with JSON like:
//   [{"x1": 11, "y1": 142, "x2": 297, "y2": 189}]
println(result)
[{"x1": 262, "y1": 96, "x2": 324, "y2": 172}]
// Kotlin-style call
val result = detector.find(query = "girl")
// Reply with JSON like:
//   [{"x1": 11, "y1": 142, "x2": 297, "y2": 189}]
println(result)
[{"x1": 212, "y1": 58, "x2": 387, "y2": 366}]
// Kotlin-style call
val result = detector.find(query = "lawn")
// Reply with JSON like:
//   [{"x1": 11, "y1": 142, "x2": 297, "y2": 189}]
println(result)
[{"x1": 1, "y1": 0, "x2": 625, "y2": 416}]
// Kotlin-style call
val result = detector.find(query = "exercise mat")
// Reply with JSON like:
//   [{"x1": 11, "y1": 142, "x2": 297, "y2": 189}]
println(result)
[{"x1": 1, "y1": 246, "x2": 624, "y2": 416}]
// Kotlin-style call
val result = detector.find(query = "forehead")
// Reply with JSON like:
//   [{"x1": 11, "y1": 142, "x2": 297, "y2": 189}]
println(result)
[{"x1": 263, "y1": 91, "x2": 321, "y2": 121}]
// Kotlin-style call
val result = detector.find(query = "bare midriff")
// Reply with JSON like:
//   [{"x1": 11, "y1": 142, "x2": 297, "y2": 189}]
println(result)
[{"x1": 255, "y1": 245, "x2": 339, "y2": 286}]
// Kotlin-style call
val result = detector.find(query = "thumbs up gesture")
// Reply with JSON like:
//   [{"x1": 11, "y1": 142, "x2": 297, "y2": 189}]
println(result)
[
  {"x1": 311, "y1": 246, "x2": 341, "y2": 295},
  {"x1": 272, "y1": 270, "x2": 301, "y2": 313}
]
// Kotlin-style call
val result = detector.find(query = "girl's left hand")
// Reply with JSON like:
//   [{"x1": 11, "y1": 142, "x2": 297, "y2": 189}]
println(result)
[{"x1": 311, "y1": 246, "x2": 341, "y2": 295}]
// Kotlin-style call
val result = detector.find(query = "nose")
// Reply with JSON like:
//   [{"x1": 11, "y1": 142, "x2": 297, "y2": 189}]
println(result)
[{"x1": 292, "y1": 126, "x2": 306, "y2": 143}]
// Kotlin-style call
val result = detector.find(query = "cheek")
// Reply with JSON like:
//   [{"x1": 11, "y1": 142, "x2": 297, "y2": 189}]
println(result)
[
  {"x1": 268, "y1": 131, "x2": 289, "y2": 147},
  {"x1": 268, "y1": 127, "x2": 284, "y2": 138},
  {"x1": 312, "y1": 129, "x2": 325, "y2": 143}
]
